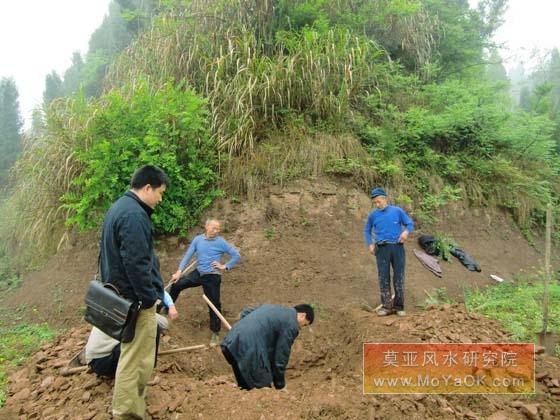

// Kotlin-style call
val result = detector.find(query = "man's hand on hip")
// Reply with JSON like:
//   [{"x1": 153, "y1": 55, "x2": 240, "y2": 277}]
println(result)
[
  {"x1": 399, "y1": 230, "x2": 409, "y2": 243},
  {"x1": 211, "y1": 261, "x2": 227, "y2": 271}
]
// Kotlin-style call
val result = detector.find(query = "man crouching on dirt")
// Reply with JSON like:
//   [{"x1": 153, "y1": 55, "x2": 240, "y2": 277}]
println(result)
[
  {"x1": 84, "y1": 291, "x2": 178, "y2": 378},
  {"x1": 221, "y1": 304, "x2": 314, "y2": 390},
  {"x1": 84, "y1": 313, "x2": 174, "y2": 377}
]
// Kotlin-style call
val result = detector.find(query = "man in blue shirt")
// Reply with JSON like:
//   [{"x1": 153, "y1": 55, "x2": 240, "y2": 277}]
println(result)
[
  {"x1": 169, "y1": 219, "x2": 240, "y2": 346},
  {"x1": 363, "y1": 187, "x2": 414, "y2": 316}
]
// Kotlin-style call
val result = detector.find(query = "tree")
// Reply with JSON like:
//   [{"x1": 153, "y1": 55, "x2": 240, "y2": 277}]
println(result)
[
  {"x1": 43, "y1": 71, "x2": 64, "y2": 106},
  {"x1": 509, "y1": 61, "x2": 527, "y2": 105},
  {"x1": 30, "y1": 107, "x2": 47, "y2": 137},
  {"x1": 423, "y1": 0, "x2": 507, "y2": 80},
  {"x1": 62, "y1": 52, "x2": 85, "y2": 96},
  {"x1": 485, "y1": 48, "x2": 508, "y2": 83},
  {"x1": 0, "y1": 77, "x2": 23, "y2": 184}
]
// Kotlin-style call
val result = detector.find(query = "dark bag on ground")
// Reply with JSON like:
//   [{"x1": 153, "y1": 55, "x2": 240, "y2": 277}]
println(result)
[
  {"x1": 418, "y1": 235, "x2": 438, "y2": 255},
  {"x1": 84, "y1": 280, "x2": 140, "y2": 343}
]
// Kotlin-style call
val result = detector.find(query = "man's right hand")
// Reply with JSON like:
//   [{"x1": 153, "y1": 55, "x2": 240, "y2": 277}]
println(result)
[
  {"x1": 369, "y1": 244, "x2": 375, "y2": 255},
  {"x1": 170, "y1": 270, "x2": 182, "y2": 283}
]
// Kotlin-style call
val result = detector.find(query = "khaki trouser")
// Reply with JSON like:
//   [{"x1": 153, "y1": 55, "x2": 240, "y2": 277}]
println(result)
[{"x1": 112, "y1": 306, "x2": 156, "y2": 419}]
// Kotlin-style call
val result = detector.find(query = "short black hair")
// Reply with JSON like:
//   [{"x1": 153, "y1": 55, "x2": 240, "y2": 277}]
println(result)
[
  {"x1": 294, "y1": 304, "x2": 314, "y2": 324},
  {"x1": 130, "y1": 165, "x2": 170, "y2": 190}
]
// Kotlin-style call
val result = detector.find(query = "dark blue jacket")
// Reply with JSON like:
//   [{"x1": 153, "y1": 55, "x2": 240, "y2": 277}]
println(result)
[
  {"x1": 99, "y1": 191, "x2": 164, "y2": 309},
  {"x1": 221, "y1": 304, "x2": 300, "y2": 389}
]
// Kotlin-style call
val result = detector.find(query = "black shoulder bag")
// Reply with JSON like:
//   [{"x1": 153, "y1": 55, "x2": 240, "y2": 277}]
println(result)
[{"x1": 83, "y1": 255, "x2": 140, "y2": 343}]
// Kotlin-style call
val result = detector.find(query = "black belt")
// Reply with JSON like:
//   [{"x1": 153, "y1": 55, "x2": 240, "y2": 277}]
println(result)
[{"x1": 376, "y1": 241, "x2": 401, "y2": 247}]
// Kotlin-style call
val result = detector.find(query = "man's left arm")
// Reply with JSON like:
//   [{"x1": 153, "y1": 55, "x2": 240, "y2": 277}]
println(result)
[
  {"x1": 213, "y1": 239, "x2": 240, "y2": 271},
  {"x1": 162, "y1": 291, "x2": 178, "y2": 320},
  {"x1": 271, "y1": 325, "x2": 299, "y2": 389},
  {"x1": 398, "y1": 208, "x2": 414, "y2": 243}
]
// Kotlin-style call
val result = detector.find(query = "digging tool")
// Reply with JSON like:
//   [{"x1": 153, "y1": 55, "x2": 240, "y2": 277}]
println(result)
[
  {"x1": 60, "y1": 365, "x2": 89, "y2": 376},
  {"x1": 67, "y1": 350, "x2": 86, "y2": 368},
  {"x1": 202, "y1": 294, "x2": 232, "y2": 330},
  {"x1": 165, "y1": 259, "x2": 197, "y2": 291},
  {"x1": 538, "y1": 204, "x2": 556, "y2": 353},
  {"x1": 59, "y1": 344, "x2": 207, "y2": 376},
  {"x1": 158, "y1": 344, "x2": 206, "y2": 355}
]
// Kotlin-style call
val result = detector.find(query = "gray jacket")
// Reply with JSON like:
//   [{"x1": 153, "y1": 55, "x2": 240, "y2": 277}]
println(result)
[{"x1": 221, "y1": 304, "x2": 300, "y2": 389}]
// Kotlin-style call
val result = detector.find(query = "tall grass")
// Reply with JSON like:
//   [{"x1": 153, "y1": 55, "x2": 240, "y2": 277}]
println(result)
[
  {"x1": 0, "y1": 97, "x2": 90, "y2": 265},
  {"x1": 223, "y1": 127, "x2": 378, "y2": 198},
  {"x1": 107, "y1": 1, "x2": 387, "y2": 159}
]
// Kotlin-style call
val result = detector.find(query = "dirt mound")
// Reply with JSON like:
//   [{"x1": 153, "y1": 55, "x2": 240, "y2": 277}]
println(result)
[
  {"x1": 0, "y1": 178, "x2": 557, "y2": 419},
  {"x1": 2, "y1": 305, "x2": 560, "y2": 419}
]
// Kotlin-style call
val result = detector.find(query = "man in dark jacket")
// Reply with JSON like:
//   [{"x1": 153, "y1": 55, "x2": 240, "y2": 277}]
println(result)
[
  {"x1": 100, "y1": 165, "x2": 169, "y2": 420},
  {"x1": 221, "y1": 304, "x2": 314, "y2": 390}
]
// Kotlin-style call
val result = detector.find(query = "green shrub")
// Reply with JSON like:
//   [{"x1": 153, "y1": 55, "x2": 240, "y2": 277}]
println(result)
[{"x1": 61, "y1": 80, "x2": 219, "y2": 235}]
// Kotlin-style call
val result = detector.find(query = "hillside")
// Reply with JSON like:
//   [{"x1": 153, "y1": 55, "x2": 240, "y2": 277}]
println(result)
[{"x1": 1, "y1": 179, "x2": 559, "y2": 419}]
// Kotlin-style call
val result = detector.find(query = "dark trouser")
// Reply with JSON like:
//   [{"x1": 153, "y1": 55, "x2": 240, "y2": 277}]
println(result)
[
  {"x1": 89, "y1": 325, "x2": 162, "y2": 378},
  {"x1": 169, "y1": 269, "x2": 222, "y2": 333},
  {"x1": 375, "y1": 243, "x2": 406, "y2": 311},
  {"x1": 221, "y1": 346, "x2": 252, "y2": 390},
  {"x1": 90, "y1": 344, "x2": 121, "y2": 378}
]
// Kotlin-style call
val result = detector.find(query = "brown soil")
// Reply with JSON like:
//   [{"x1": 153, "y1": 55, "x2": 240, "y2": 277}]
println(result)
[{"x1": 1, "y1": 178, "x2": 559, "y2": 419}]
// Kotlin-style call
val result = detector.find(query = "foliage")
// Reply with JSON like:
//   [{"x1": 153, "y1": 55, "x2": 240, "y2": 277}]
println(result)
[
  {"x1": 41, "y1": 0, "x2": 156, "y2": 103},
  {"x1": 62, "y1": 52, "x2": 85, "y2": 97},
  {"x1": 0, "y1": 255, "x2": 21, "y2": 292},
  {"x1": 424, "y1": 0, "x2": 506, "y2": 80},
  {"x1": 423, "y1": 287, "x2": 455, "y2": 307},
  {"x1": 356, "y1": 77, "x2": 559, "y2": 225},
  {"x1": 0, "y1": 79, "x2": 218, "y2": 267},
  {"x1": 264, "y1": 227, "x2": 277, "y2": 240},
  {"x1": 60, "y1": 80, "x2": 219, "y2": 234},
  {"x1": 3, "y1": 0, "x2": 560, "y2": 270},
  {"x1": 0, "y1": 77, "x2": 23, "y2": 187},
  {"x1": 100, "y1": 0, "x2": 559, "y2": 225},
  {"x1": 109, "y1": 12, "x2": 387, "y2": 157},
  {"x1": 465, "y1": 278, "x2": 560, "y2": 342},
  {"x1": 43, "y1": 71, "x2": 64, "y2": 106},
  {"x1": 0, "y1": 323, "x2": 56, "y2": 407},
  {"x1": 431, "y1": 233, "x2": 457, "y2": 261}
]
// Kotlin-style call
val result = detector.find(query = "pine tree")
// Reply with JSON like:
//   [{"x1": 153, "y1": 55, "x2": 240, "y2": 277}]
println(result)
[
  {"x1": 0, "y1": 77, "x2": 23, "y2": 185},
  {"x1": 62, "y1": 52, "x2": 85, "y2": 96},
  {"x1": 486, "y1": 49, "x2": 508, "y2": 83},
  {"x1": 43, "y1": 71, "x2": 64, "y2": 106}
]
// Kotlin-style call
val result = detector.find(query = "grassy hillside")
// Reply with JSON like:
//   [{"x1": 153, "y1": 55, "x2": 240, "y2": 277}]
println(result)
[{"x1": 0, "y1": 0, "x2": 558, "y2": 272}]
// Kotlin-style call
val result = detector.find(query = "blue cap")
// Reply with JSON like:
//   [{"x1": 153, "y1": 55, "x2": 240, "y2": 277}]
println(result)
[{"x1": 370, "y1": 187, "x2": 387, "y2": 198}]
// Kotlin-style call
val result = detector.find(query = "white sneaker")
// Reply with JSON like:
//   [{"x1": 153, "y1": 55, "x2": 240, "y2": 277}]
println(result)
[
  {"x1": 377, "y1": 308, "x2": 391, "y2": 316},
  {"x1": 396, "y1": 310, "x2": 406, "y2": 317}
]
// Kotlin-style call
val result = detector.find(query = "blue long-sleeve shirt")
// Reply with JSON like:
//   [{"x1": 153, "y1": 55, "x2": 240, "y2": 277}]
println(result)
[
  {"x1": 178, "y1": 234, "x2": 240, "y2": 274},
  {"x1": 364, "y1": 205, "x2": 414, "y2": 246},
  {"x1": 162, "y1": 291, "x2": 174, "y2": 308}
]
